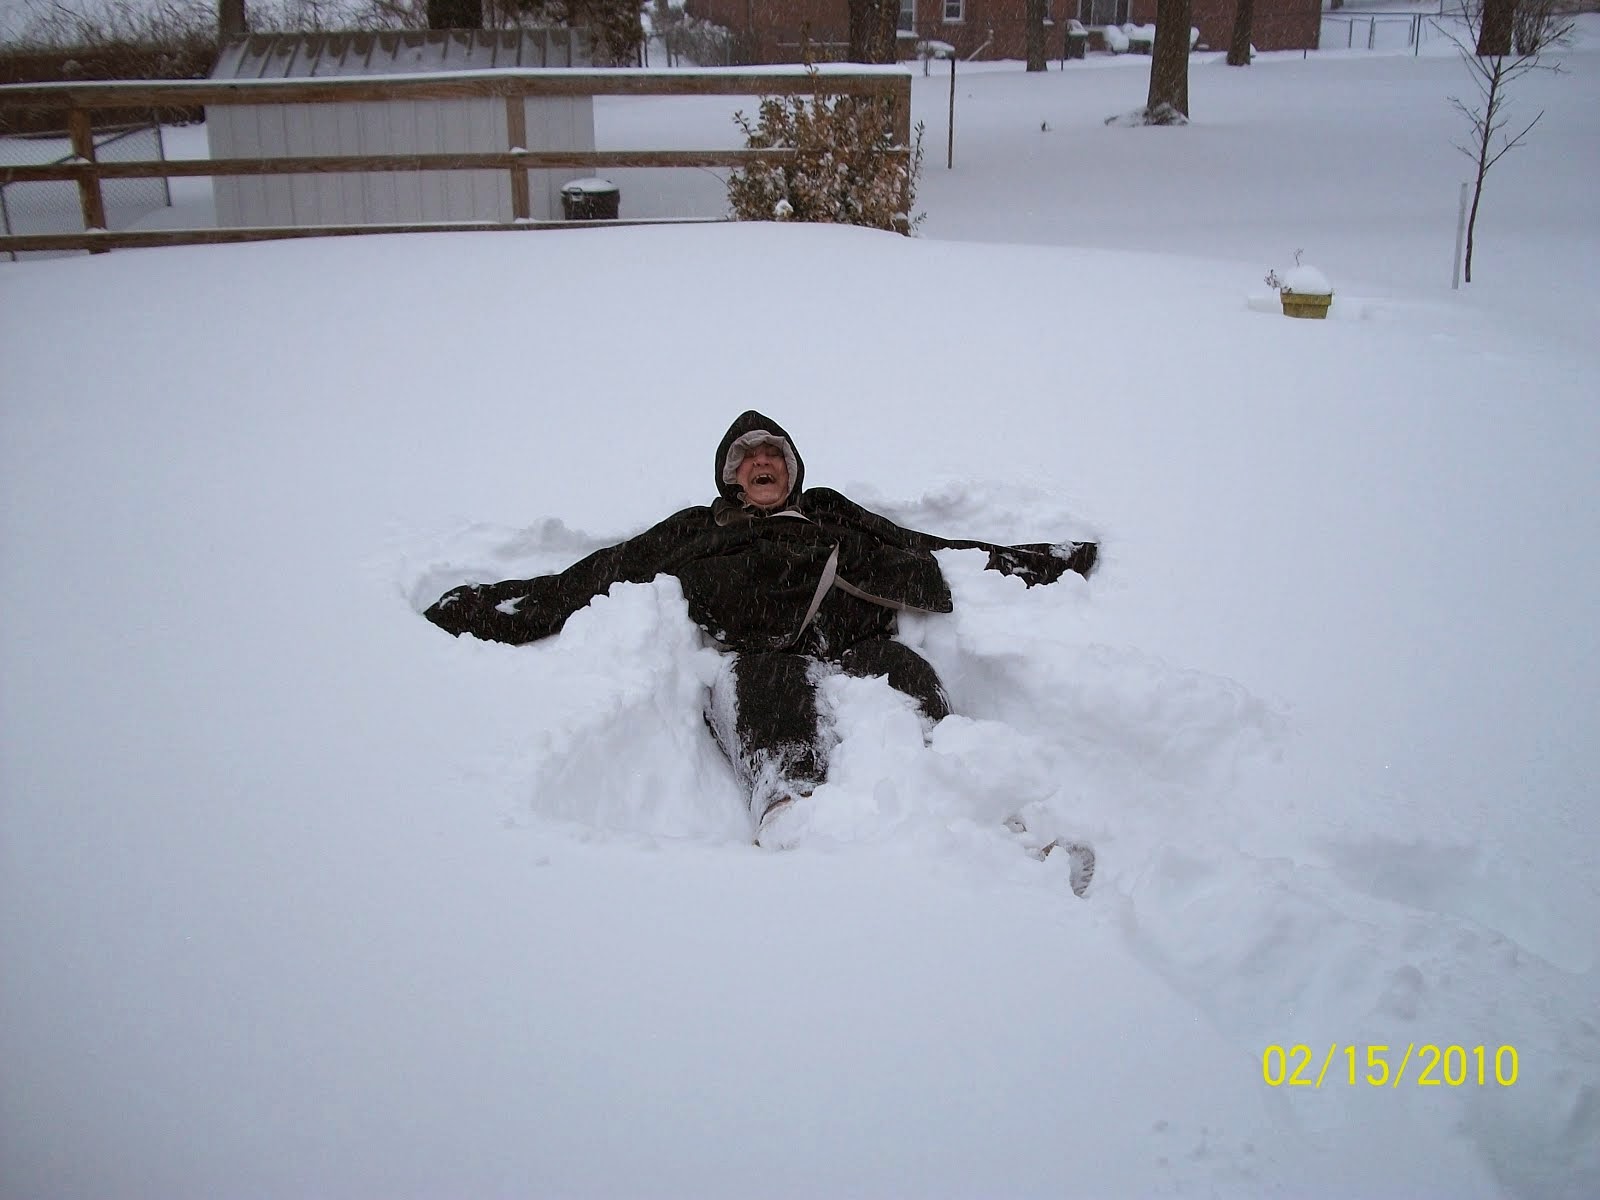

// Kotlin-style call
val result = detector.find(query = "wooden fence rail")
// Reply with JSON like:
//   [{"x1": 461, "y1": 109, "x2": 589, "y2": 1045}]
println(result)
[{"x1": 0, "y1": 67, "x2": 914, "y2": 254}]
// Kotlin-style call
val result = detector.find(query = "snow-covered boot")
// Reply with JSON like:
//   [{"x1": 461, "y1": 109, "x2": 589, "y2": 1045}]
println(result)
[
  {"x1": 1039, "y1": 840, "x2": 1096, "y2": 898},
  {"x1": 1005, "y1": 812, "x2": 1095, "y2": 897},
  {"x1": 755, "y1": 789, "x2": 813, "y2": 850}
]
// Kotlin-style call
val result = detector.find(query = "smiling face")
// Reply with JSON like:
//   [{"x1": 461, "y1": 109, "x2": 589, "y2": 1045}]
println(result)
[{"x1": 735, "y1": 441, "x2": 791, "y2": 510}]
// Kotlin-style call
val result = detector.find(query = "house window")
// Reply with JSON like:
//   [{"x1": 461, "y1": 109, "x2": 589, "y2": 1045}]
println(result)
[
  {"x1": 943, "y1": 0, "x2": 964, "y2": 23},
  {"x1": 1078, "y1": 0, "x2": 1129, "y2": 24},
  {"x1": 899, "y1": 0, "x2": 916, "y2": 32}
]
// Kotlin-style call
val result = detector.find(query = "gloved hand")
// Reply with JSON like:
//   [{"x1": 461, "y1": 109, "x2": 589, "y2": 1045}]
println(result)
[
  {"x1": 983, "y1": 541, "x2": 1097, "y2": 585},
  {"x1": 424, "y1": 584, "x2": 480, "y2": 636},
  {"x1": 1056, "y1": 540, "x2": 1097, "y2": 579}
]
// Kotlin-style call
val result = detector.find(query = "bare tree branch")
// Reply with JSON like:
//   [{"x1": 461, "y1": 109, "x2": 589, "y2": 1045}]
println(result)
[{"x1": 1435, "y1": 0, "x2": 1573, "y2": 283}]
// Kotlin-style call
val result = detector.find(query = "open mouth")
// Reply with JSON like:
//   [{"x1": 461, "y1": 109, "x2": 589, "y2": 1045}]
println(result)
[{"x1": 751, "y1": 472, "x2": 777, "y2": 486}]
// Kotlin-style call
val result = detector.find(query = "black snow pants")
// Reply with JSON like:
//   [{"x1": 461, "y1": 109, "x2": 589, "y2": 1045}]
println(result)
[{"x1": 706, "y1": 638, "x2": 950, "y2": 816}]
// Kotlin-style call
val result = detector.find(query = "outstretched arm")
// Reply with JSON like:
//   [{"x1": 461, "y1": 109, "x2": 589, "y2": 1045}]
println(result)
[
  {"x1": 423, "y1": 507, "x2": 708, "y2": 645},
  {"x1": 807, "y1": 488, "x2": 1098, "y2": 586}
]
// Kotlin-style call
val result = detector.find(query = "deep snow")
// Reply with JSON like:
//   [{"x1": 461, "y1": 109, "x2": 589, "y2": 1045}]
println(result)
[{"x1": 3, "y1": 21, "x2": 1600, "y2": 1200}]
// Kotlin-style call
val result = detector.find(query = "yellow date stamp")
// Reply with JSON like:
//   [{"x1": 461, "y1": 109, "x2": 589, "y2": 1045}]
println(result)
[{"x1": 1262, "y1": 1044, "x2": 1519, "y2": 1088}]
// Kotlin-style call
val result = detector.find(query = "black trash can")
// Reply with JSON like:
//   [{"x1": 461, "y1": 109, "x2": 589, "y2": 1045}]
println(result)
[
  {"x1": 560, "y1": 178, "x2": 620, "y2": 221},
  {"x1": 1065, "y1": 22, "x2": 1088, "y2": 61}
]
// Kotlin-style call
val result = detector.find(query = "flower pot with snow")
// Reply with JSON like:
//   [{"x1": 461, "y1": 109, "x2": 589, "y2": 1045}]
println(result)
[{"x1": 1266, "y1": 258, "x2": 1334, "y2": 320}]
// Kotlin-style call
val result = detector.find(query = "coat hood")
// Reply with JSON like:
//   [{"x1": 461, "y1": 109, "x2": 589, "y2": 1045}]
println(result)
[{"x1": 714, "y1": 410, "x2": 806, "y2": 507}]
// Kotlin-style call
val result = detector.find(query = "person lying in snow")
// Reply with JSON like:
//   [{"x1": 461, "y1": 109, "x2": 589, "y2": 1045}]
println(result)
[{"x1": 424, "y1": 410, "x2": 1097, "y2": 847}]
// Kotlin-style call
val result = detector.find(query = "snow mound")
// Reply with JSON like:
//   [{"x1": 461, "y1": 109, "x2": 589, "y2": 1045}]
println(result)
[
  {"x1": 1282, "y1": 263, "x2": 1334, "y2": 295},
  {"x1": 1105, "y1": 103, "x2": 1190, "y2": 127}
]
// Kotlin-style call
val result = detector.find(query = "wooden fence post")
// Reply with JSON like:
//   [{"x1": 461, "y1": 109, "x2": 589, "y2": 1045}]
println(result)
[
  {"x1": 67, "y1": 106, "x2": 108, "y2": 250},
  {"x1": 892, "y1": 77, "x2": 912, "y2": 148},
  {"x1": 505, "y1": 90, "x2": 531, "y2": 221}
]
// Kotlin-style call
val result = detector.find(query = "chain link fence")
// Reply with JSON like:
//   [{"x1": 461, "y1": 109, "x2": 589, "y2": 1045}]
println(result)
[{"x1": 0, "y1": 121, "x2": 172, "y2": 259}]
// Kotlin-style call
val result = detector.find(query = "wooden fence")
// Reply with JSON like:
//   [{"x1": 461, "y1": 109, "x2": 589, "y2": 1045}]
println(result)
[{"x1": 0, "y1": 67, "x2": 913, "y2": 254}]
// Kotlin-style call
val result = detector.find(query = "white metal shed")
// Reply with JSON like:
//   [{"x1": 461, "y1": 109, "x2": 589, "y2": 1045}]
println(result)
[{"x1": 207, "y1": 29, "x2": 595, "y2": 227}]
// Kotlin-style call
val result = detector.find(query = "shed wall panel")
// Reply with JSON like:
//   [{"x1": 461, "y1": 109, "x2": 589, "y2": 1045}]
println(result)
[
  {"x1": 208, "y1": 106, "x2": 243, "y2": 226},
  {"x1": 208, "y1": 33, "x2": 597, "y2": 227},
  {"x1": 467, "y1": 98, "x2": 508, "y2": 222},
  {"x1": 414, "y1": 100, "x2": 447, "y2": 222},
  {"x1": 525, "y1": 97, "x2": 551, "y2": 221},
  {"x1": 332, "y1": 103, "x2": 365, "y2": 218},
  {"x1": 253, "y1": 107, "x2": 295, "y2": 227},
  {"x1": 282, "y1": 103, "x2": 320, "y2": 224},
  {"x1": 358, "y1": 101, "x2": 398, "y2": 225},
  {"x1": 440, "y1": 101, "x2": 471, "y2": 219},
  {"x1": 228, "y1": 107, "x2": 263, "y2": 226},
  {"x1": 236, "y1": 109, "x2": 271, "y2": 226},
  {"x1": 387, "y1": 101, "x2": 423, "y2": 223}
]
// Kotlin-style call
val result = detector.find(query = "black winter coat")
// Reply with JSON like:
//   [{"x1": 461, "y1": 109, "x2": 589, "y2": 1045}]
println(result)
[{"x1": 424, "y1": 410, "x2": 1097, "y2": 657}]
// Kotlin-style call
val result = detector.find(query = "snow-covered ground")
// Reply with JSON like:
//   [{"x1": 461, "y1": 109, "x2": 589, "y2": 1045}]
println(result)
[{"x1": 4, "y1": 23, "x2": 1599, "y2": 1200}]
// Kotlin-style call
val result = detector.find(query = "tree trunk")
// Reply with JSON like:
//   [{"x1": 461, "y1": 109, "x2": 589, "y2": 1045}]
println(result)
[
  {"x1": 848, "y1": 2, "x2": 869, "y2": 59},
  {"x1": 1146, "y1": 0, "x2": 1192, "y2": 118},
  {"x1": 1477, "y1": 0, "x2": 1514, "y2": 56},
  {"x1": 876, "y1": 0, "x2": 899, "y2": 61},
  {"x1": 849, "y1": 1, "x2": 900, "y2": 63},
  {"x1": 427, "y1": 0, "x2": 483, "y2": 29},
  {"x1": 1026, "y1": 0, "x2": 1048, "y2": 72},
  {"x1": 217, "y1": 0, "x2": 247, "y2": 40},
  {"x1": 1226, "y1": 0, "x2": 1253, "y2": 67}
]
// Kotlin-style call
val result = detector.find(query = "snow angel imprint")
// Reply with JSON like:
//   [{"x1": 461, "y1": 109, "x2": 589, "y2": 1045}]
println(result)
[{"x1": 424, "y1": 410, "x2": 1098, "y2": 846}]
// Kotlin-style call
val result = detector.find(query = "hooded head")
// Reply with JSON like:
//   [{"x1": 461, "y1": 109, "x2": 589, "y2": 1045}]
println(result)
[{"x1": 715, "y1": 410, "x2": 805, "y2": 510}]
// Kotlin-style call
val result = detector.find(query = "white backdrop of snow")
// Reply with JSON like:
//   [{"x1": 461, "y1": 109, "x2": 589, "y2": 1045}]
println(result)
[{"x1": 3, "y1": 26, "x2": 1600, "y2": 1200}]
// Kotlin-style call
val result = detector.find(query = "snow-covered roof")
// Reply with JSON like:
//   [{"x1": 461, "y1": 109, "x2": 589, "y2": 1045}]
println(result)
[{"x1": 210, "y1": 28, "x2": 592, "y2": 80}]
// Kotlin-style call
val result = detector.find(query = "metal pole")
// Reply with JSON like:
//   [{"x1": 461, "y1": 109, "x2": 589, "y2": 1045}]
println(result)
[
  {"x1": 947, "y1": 54, "x2": 955, "y2": 170},
  {"x1": 0, "y1": 181, "x2": 14, "y2": 262},
  {"x1": 1452, "y1": 180, "x2": 1470, "y2": 289},
  {"x1": 156, "y1": 121, "x2": 172, "y2": 208}
]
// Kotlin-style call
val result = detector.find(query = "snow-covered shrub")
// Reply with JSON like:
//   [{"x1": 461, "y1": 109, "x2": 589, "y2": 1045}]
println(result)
[
  {"x1": 1265, "y1": 250, "x2": 1332, "y2": 296},
  {"x1": 727, "y1": 75, "x2": 925, "y2": 236}
]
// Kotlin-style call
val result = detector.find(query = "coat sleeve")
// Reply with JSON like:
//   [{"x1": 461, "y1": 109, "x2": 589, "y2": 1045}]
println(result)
[
  {"x1": 423, "y1": 508, "x2": 707, "y2": 645},
  {"x1": 806, "y1": 488, "x2": 1098, "y2": 586}
]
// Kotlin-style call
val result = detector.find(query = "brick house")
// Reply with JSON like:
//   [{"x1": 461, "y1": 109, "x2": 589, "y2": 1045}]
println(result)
[{"x1": 682, "y1": 1, "x2": 1320, "y2": 62}]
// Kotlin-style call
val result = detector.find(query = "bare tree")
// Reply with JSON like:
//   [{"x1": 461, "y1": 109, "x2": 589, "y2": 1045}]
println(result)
[
  {"x1": 1438, "y1": 0, "x2": 1574, "y2": 282},
  {"x1": 1026, "y1": 0, "x2": 1047, "y2": 72},
  {"x1": 1144, "y1": 0, "x2": 1192, "y2": 120},
  {"x1": 1226, "y1": 0, "x2": 1253, "y2": 68}
]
